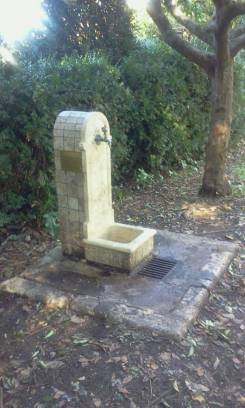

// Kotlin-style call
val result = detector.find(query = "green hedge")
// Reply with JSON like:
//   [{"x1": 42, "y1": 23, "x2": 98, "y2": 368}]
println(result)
[
  {"x1": 0, "y1": 41, "x2": 242, "y2": 226},
  {"x1": 120, "y1": 40, "x2": 210, "y2": 172}
]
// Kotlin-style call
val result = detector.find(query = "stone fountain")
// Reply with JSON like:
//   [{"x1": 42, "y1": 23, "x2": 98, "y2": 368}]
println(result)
[
  {"x1": 54, "y1": 111, "x2": 155, "y2": 271},
  {"x1": 0, "y1": 110, "x2": 237, "y2": 340}
]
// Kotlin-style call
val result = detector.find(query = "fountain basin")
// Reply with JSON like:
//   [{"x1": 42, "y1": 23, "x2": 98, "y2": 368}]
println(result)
[{"x1": 84, "y1": 223, "x2": 156, "y2": 270}]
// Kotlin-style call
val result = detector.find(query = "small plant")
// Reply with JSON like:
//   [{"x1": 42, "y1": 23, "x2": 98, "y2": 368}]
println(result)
[
  {"x1": 43, "y1": 212, "x2": 59, "y2": 239},
  {"x1": 135, "y1": 168, "x2": 154, "y2": 187},
  {"x1": 113, "y1": 187, "x2": 126, "y2": 205},
  {"x1": 0, "y1": 212, "x2": 13, "y2": 228}
]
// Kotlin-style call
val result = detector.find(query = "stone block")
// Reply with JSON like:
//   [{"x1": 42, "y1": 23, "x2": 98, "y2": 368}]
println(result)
[
  {"x1": 68, "y1": 197, "x2": 79, "y2": 211},
  {"x1": 68, "y1": 209, "x2": 80, "y2": 222},
  {"x1": 57, "y1": 194, "x2": 68, "y2": 209}
]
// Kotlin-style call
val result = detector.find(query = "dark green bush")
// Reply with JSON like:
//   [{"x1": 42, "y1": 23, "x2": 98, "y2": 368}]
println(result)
[
  {"x1": 120, "y1": 40, "x2": 210, "y2": 172},
  {"x1": 0, "y1": 55, "x2": 133, "y2": 225},
  {"x1": 0, "y1": 61, "x2": 57, "y2": 225}
]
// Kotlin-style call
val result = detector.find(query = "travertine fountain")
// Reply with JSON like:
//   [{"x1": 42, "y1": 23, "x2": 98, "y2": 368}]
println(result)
[
  {"x1": 54, "y1": 111, "x2": 156, "y2": 271},
  {"x1": 0, "y1": 110, "x2": 236, "y2": 340}
]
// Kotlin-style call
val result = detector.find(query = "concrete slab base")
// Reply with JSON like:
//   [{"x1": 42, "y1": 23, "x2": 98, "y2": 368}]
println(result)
[{"x1": 0, "y1": 230, "x2": 237, "y2": 339}]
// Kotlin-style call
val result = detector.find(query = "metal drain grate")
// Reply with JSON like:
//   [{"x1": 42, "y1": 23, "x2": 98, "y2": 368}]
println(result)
[{"x1": 138, "y1": 256, "x2": 177, "y2": 280}]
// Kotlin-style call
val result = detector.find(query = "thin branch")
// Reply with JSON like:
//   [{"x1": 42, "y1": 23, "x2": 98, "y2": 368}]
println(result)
[
  {"x1": 230, "y1": 32, "x2": 245, "y2": 55},
  {"x1": 233, "y1": 2, "x2": 245, "y2": 15},
  {"x1": 165, "y1": 0, "x2": 213, "y2": 46},
  {"x1": 147, "y1": 0, "x2": 215, "y2": 74}
]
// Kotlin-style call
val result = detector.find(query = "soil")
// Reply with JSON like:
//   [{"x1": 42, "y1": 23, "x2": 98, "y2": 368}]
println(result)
[{"x1": 0, "y1": 140, "x2": 244, "y2": 408}]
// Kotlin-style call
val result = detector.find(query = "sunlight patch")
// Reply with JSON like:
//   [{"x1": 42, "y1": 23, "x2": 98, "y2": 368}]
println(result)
[{"x1": 182, "y1": 202, "x2": 220, "y2": 221}]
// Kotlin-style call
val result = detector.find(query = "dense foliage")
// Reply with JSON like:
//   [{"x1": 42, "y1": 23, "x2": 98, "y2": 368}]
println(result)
[
  {"x1": 0, "y1": 41, "x2": 243, "y2": 226},
  {"x1": 120, "y1": 41, "x2": 210, "y2": 172},
  {"x1": 21, "y1": 0, "x2": 135, "y2": 62}
]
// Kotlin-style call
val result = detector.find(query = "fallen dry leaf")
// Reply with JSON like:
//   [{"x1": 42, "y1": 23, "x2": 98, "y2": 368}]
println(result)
[
  {"x1": 238, "y1": 396, "x2": 245, "y2": 404},
  {"x1": 107, "y1": 356, "x2": 128, "y2": 364},
  {"x1": 45, "y1": 360, "x2": 64, "y2": 369},
  {"x1": 118, "y1": 387, "x2": 129, "y2": 396},
  {"x1": 185, "y1": 380, "x2": 209, "y2": 394},
  {"x1": 53, "y1": 388, "x2": 66, "y2": 400},
  {"x1": 192, "y1": 394, "x2": 206, "y2": 403},
  {"x1": 196, "y1": 367, "x2": 205, "y2": 377},
  {"x1": 173, "y1": 380, "x2": 180, "y2": 393},
  {"x1": 70, "y1": 315, "x2": 86, "y2": 325},
  {"x1": 213, "y1": 357, "x2": 220, "y2": 370},
  {"x1": 121, "y1": 356, "x2": 128, "y2": 364},
  {"x1": 122, "y1": 375, "x2": 133, "y2": 385},
  {"x1": 108, "y1": 342, "x2": 120, "y2": 352},
  {"x1": 93, "y1": 398, "x2": 102, "y2": 407},
  {"x1": 18, "y1": 367, "x2": 32, "y2": 383},
  {"x1": 79, "y1": 355, "x2": 100, "y2": 367},
  {"x1": 79, "y1": 356, "x2": 89, "y2": 367},
  {"x1": 159, "y1": 352, "x2": 171, "y2": 363},
  {"x1": 143, "y1": 308, "x2": 154, "y2": 316},
  {"x1": 150, "y1": 361, "x2": 158, "y2": 370},
  {"x1": 232, "y1": 357, "x2": 241, "y2": 365}
]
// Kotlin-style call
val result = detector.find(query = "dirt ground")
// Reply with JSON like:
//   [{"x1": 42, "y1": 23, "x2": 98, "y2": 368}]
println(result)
[{"x1": 0, "y1": 140, "x2": 244, "y2": 408}]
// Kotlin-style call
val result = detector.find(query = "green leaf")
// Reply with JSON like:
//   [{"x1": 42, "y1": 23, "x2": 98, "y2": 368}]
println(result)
[
  {"x1": 73, "y1": 338, "x2": 89, "y2": 346},
  {"x1": 45, "y1": 330, "x2": 55, "y2": 339}
]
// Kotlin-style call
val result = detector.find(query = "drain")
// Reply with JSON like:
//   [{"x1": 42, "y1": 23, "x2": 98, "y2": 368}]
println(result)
[{"x1": 138, "y1": 256, "x2": 177, "y2": 280}]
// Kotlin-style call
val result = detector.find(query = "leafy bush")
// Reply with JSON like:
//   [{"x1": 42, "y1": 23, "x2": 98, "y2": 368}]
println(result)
[
  {"x1": 0, "y1": 54, "x2": 133, "y2": 224},
  {"x1": 0, "y1": 61, "x2": 57, "y2": 226},
  {"x1": 120, "y1": 40, "x2": 211, "y2": 172}
]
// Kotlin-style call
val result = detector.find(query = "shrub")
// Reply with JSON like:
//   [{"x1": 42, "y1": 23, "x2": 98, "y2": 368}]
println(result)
[
  {"x1": 0, "y1": 61, "x2": 57, "y2": 225},
  {"x1": 120, "y1": 40, "x2": 211, "y2": 172},
  {"x1": 0, "y1": 54, "x2": 133, "y2": 225}
]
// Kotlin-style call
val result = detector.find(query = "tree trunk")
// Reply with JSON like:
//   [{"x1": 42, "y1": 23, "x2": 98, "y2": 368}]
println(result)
[{"x1": 201, "y1": 59, "x2": 234, "y2": 196}]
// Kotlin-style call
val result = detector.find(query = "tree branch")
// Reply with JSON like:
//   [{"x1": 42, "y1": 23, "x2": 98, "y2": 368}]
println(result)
[
  {"x1": 212, "y1": 0, "x2": 231, "y2": 6},
  {"x1": 230, "y1": 32, "x2": 245, "y2": 55},
  {"x1": 218, "y1": 2, "x2": 245, "y2": 29},
  {"x1": 230, "y1": 24, "x2": 245, "y2": 38},
  {"x1": 165, "y1": 0, "x2": 213, "y2": 46},
  {"x1": 147, "y1": 0, "x2": 215, "y2": 74}
]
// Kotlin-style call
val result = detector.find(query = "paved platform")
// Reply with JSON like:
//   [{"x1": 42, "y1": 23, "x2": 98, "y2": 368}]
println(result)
[{"x1": 0, "y1": 230, "x2": 237, "y2": 339}]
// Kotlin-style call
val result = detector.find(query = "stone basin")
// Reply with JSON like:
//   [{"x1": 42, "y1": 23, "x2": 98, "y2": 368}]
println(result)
[{"x1": 84, "y1": 223, "x2": 156, "y2": 271}]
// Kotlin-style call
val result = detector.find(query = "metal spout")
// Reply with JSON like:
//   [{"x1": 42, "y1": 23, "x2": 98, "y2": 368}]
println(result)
[
  {"x1": 95, "y1": 126, "x2": 112, "y2": 147},
  {"x1": 95, "y1": 134, "x2": 112, "y2": 147}
]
